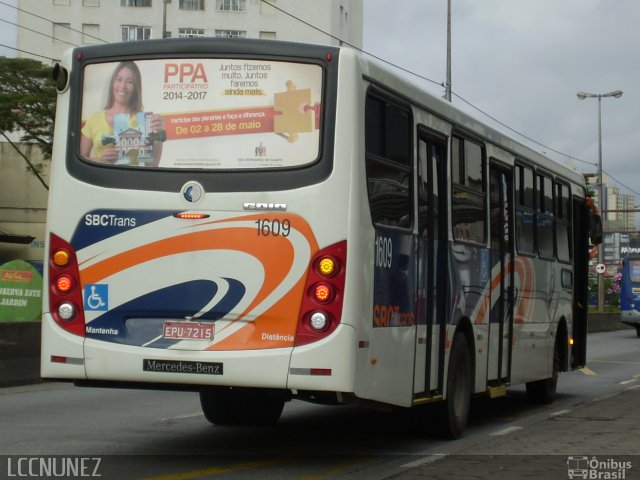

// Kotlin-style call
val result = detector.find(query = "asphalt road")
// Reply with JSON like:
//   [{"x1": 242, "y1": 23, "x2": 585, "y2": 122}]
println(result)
[{"x1": 0, "y1": 329, "x2": 638, "y2": 479}]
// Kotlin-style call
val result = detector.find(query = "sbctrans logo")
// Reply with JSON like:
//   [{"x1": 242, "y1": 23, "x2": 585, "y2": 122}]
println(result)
[{"x1": 567, "y1": 456, "x2": 632, "y2": 479}]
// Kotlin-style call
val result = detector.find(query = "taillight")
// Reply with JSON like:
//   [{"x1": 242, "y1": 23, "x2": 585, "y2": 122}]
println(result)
[
  {"x1": 48, "y1": 233, "x2": 85, "y2": 336},
  {"x1": 295, "y1": 241, "x2": 346, "y2": 346}
]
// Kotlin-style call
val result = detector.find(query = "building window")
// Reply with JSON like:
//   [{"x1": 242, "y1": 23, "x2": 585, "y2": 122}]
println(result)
[
  {"x1": 121, "y1": 0, "x2": 152, "y2": 6},
  {"x1": 53, "y1": 23, "x2": 71, "y2": 44},
  {"x1": 53, "y1": 0, "x2": 70, "y2": 5},
  {"x1": 82, "y1": 24, "x2": 100, "y2": 44},
  {"x1": 179, "y1": 0, "x2": 204, "y2": 10},
  {"x1": 215, "y1": 30, "x2": 246, "y2": 38},
  {"x1": 217, "y1": 0, "x2": 246, "y2": 11},
  {"x1": 83, "y1": 0, "x2": 100, "y2": 5},
  {"x1": 122, "y1": 25, "x2": 152, "y2": 41},
  {"x1": 178, "y1": 28, "x2": 204, "y2": 38},
  {"x1": 260, "y1": 31, "x2": 276, "y2": 40}
]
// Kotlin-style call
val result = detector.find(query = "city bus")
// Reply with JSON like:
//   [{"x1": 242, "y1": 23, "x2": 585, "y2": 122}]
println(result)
[
  {"x1": 619, "y1": 248, "x2": 640, "y2": 336},
  {"x1": 42, "y1": 38, "x2": 601, "y2": 438}
]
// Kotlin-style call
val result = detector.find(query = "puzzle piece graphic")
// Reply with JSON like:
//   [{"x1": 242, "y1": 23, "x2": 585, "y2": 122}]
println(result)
[{"x1": 274, "y1": 80, "x2": 314, "y2": 143}]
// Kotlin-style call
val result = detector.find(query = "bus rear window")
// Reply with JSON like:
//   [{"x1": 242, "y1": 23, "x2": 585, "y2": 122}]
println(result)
[{"x1": 79, "y1": 58, "x2": 323, "y2": 170}]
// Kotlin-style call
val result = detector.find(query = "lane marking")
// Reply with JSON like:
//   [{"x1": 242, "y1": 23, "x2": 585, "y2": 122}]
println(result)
[
  {"x1": 549, "y1": 409, "x2": 571, "y2": 417},
  {"x1": 160, "y1": 412, "x2": 202, "y2": 422},
  {"x1": 143, "y1": 459, "x2": 284, "y2": 480},
  {"x1": 401, "y1": 454, "x2": 448, "y2": 469},
  {"x1": 620, "y1": 378, "x2": 638, "y2": 385},
  {"x1": 490, "y1": 426, "x2": 522, "y2": 436},
  {"x1": 295, "y1": 458, "x2": 374, "y2": 479}
]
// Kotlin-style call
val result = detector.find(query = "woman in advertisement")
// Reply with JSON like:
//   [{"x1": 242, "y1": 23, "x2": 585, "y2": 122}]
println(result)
[{"x1": 80, "y1": 61, "x2": 166, "y2": 167}]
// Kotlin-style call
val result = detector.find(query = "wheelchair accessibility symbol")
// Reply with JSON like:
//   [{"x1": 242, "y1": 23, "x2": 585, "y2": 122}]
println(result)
[{"x1": 84, "y1": 284, "x2": 108, "y2": 311}]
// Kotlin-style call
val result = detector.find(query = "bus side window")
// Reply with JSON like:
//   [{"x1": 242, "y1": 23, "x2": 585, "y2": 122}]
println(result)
[
  {"x1": 365, "y1": 92, "x2": 412, "y2": 229},
  {"x1": 451, "y1": 136, "x2": 486, "y2": 244},
  {"x1": 515, "y1": 163, "x2": 535, "y2": 255}
]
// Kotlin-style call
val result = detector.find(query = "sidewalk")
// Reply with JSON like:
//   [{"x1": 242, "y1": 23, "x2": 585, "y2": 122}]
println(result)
[
  {"x1": 0, "y1": 321, "x2": 40, "y2": 387},
  {"x1": 393, "y1": 386, "x2": 640, "y2": 479}
]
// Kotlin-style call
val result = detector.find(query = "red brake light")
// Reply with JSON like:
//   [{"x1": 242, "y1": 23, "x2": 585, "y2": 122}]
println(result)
[
  {"x1": 295, "y1": 240, "x2": 346, "y2": 346},
  {"x1": 313, "y1": 283, "x2": 332, "y2": 303},
  {"x1": 55, "y1": 274, "x2": 74, "y2": 294},
  {"x1": 48, "y1": 233, "x2": 85, "y2": 336},
  {"x1": 174, "y1": 212, "x2": 210, "y2": 220}
]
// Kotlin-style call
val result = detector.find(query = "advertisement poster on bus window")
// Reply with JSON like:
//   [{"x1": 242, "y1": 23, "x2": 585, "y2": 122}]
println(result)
[{"x1": 80, "y1": 59, "x2": 323, "y2": 169}]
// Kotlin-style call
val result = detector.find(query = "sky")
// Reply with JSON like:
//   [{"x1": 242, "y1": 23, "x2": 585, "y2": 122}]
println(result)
[
  {"x1": 0, "y1": 0, "x2": 16, "y2": 57},
  {"x1": 363, "y1": 0, "x2": 640, "y2": 203}
]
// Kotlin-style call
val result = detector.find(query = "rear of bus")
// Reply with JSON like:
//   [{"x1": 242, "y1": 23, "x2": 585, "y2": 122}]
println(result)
[{"x1": 41, "y1": 39, "x2": 359, "y2": 416}]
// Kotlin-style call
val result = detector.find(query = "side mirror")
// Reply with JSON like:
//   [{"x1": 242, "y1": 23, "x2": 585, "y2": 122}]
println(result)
[
  {"x1": 52, "y1": 63, "x2": 69, "y2": 93},
  {"x1": 589, "y1": 214, "x2": 603, "y2": 245}
]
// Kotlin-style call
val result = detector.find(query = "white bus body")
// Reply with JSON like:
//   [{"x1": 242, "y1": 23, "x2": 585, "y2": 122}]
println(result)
[{"x1": 42, "y1": 39, "x2": 597, "y2": 437}]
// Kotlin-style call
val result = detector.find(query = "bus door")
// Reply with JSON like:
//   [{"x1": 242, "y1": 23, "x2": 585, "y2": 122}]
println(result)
[
  {"x1": 571, "y1": 197, "x2": 590, "y2": 367},
  {"x1": 487, "y1": 162, "x2": 514, "y2": 384},
  {"x1": 413, "y1": 131, "x2": 447, "y2": 399}
]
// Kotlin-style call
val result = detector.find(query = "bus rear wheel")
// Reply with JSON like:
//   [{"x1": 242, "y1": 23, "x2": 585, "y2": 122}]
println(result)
[
  {"x1": 436, "y1": 333, "x2": 472, "y2": 439},
  {"x1": 200, "y1": 386, "x2": 238, "y2": 425},
  {"x1": 200, "y1": 386, "x2": 287, "y2": 426}
]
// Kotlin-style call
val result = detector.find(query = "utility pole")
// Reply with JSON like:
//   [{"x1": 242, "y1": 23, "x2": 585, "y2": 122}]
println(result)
[
  {"x1": 162, "y1": 0, "x2": 168, "y2": 38},
  {"x1": 444, "y1": 0, "x2": 452, "y2": 102}
]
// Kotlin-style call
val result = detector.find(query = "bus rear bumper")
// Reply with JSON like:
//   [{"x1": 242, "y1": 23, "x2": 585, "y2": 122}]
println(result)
[
  {"x1": 288, "y1": 324, "x2": 357, "y2": 392},
  {"x1": 40, "y1": 313, "x2": 86, "y2": 380},
  {"x1": 42, "y1": 321, "x2": 358, "y2": 392}
]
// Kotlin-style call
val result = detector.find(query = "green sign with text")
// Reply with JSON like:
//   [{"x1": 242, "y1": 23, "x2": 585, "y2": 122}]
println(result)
[{"x1": 0, "y1": 260, "x2": 43, "y2": 322}]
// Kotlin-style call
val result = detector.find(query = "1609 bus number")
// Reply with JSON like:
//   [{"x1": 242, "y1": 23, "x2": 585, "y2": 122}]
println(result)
[{"x1": 255, "y1": 219, "x2": 291, "y2": 237}]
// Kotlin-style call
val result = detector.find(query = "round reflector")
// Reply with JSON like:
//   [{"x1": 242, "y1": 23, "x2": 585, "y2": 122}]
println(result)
[
  {"x1": 310, "y1": 312, "x2": 328, "y2": 331},
  {"x1": 58, "y1": 302, "x2": 75, "y2": 321}
]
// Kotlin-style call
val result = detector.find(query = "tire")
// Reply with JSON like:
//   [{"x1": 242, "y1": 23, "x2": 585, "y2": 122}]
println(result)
[
  {"x1": 635, "y1": 326, "x2": 640, "y2": 338},
  {"x1": 436, "y1": 333, "x2": 472, "y2": 439},
  {"x1": 232, "y1": 387, "x2": 286, "y2": 426},
  {"x1": 200, "y1": 386, "x2": 238, "y2": 425},
  {"x1": 200, "y1": 386, "x2": 287, "y2": 426},
  {"x1": 526, "y1": 336, "x2": 559, "y2": 404}
]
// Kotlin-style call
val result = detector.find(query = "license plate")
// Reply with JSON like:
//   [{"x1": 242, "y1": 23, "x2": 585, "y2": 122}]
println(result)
[{"x1": 162, "y1": 321, "x2": 214, "y2": 340}]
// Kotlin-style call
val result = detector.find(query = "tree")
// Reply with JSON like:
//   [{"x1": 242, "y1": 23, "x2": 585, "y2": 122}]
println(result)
[{"x1": 0, "y1": 57, "x2": 57, "y2": 181}]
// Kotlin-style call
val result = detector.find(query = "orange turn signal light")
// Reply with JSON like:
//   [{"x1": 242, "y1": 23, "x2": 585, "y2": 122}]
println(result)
[{"x1": 53, "y1": 249, "x2": 71, "y2": 267}]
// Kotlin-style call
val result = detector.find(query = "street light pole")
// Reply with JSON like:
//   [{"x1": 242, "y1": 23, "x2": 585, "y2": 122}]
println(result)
[
  {"x1": 576, "y1": 89, "x2": 623, "y2": 312},
  {"x1": 444, "y1": 0, "x2": 452, "y2": 102}
]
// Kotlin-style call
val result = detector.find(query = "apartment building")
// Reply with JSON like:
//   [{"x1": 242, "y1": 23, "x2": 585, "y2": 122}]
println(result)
[{"x1": 16, "y1": 0, "x2": 363, "y2": 64}]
